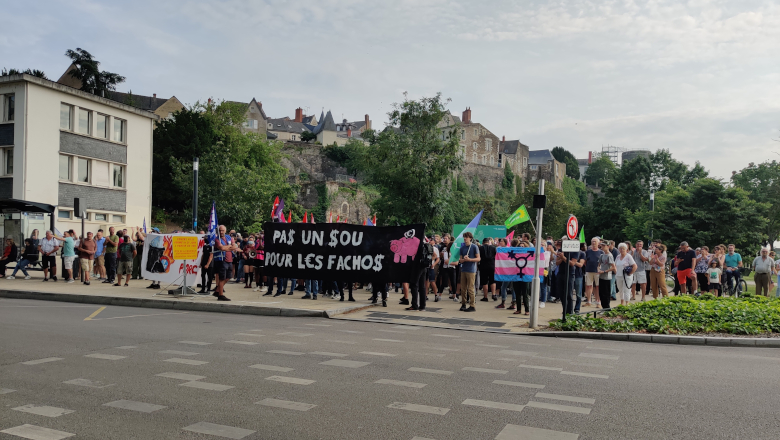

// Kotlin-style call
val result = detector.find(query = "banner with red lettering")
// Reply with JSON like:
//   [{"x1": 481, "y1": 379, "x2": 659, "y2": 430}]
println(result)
[{"x1": 140, "y1": 233, "x2": 205, "y2": 286}]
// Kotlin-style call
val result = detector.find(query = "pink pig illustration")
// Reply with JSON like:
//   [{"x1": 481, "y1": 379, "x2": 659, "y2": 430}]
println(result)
[{"x1": 390, "y1": 229, "x2": 420, "y2": 263}]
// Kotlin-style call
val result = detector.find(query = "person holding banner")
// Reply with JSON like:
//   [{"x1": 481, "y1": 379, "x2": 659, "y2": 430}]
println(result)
[{"x1": 213, "y1": 225, "x2": 237, "y2": 301}]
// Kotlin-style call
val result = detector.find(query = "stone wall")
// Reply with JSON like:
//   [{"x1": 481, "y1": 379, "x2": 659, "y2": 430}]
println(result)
[
  {"x1": 455, "y1": 162, "x2": 508, "y2": 195},
  {"x1": 280, "y1": 142, "x2": 348, "y2": 184}
]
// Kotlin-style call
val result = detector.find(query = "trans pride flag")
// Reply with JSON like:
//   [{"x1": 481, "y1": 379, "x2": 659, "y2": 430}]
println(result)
[{"x1": 495, "y1": 247, "x2": 546, "y2": 282}]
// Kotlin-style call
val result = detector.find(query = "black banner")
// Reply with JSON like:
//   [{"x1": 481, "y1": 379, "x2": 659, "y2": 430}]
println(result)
[{"x1": 263, "y1": 222, "x2": 425, "y2": 283}]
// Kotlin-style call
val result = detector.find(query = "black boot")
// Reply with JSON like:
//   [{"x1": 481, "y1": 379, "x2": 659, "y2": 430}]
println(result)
[{"x1": 370, "y1": 296, "x2": 377, "y2": 304}]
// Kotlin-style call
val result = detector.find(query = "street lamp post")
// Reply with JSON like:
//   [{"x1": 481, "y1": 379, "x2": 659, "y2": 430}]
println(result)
[{"x1": 192, "y1": 157, "x2": 199, "y2": 232}]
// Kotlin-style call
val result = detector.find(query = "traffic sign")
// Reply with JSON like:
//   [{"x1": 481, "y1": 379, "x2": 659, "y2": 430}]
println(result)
[
  {"x1": 562, "y1": 240, "x2": 580, "y2": 252},
  {"x1": 566, "y1": 216, "x2": 578, "y2": 240},
  {"x1": 172, "y1": 236, "x2": 199, "y2": 260}
]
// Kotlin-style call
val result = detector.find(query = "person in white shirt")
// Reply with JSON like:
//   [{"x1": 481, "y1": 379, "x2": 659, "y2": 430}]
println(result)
[{"x1": 615, "y1": 243, "x2": 638, "y2": 306}]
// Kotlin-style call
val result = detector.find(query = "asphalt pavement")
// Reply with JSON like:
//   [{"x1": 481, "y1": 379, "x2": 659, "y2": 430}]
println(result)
[{"x1": 1, "y1": 297, "x2": 780, "y2": 440}]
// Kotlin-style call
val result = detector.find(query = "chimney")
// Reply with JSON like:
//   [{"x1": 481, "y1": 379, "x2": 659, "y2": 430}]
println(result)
[
  {"x1": 294, "y1": 107, "x2": 303, "y2": 123},
  {"x1": 153, "y1": 93, "x2": 156, "y2": 98},
  {"x1": 462, "y1": 107, "x2": 471, "y2": 124},
  {"x1": 502, "y1": 135, "x2": 505, "y2": 142},
  {"x1": 588, "y1": 151, "x2": 592, "y2": 164},
  {"x1": 347, "y1": 128, "x2": 352, "y2": 137},
  {"x1": 365, "y1": 114, "x2": 370, "y2": 130}
]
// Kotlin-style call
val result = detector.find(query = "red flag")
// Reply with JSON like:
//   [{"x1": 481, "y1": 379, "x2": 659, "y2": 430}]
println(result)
[
  {"x1": 288, "y1": 211, "x2": 292, "y2": 223},
  {"x1": 344, "y1": 218, "x2": 348, "y2": 223},
  {"x1": 506, "y1": 231, "x2": 514, "y2": 241},
  {"x1": 272, "y1": 196, "x2": 279, "y2": 216},
  {"x1": 373, "y1": 213, "x2": 377, "y2": 225},
  {"x1": 328, "y1": 212, "x2": 332, "y2": 223},
  {"x1": 303, "y1": 211, "x2": 308, "y2": 223},
  {"x1": 311, "y1": 214, "x2": 315, "y2": 224},
  {"x1": 363, "y1": 219, "x2": 366, "y2": 225},
  {"x1": 336, "y1": 215, "x2": 340, "y2": 223}
]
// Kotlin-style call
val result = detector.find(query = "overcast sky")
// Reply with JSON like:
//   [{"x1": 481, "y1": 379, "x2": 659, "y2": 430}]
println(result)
[{"x1": 3, "y1": 0, "x2": 779, "y2": 178}]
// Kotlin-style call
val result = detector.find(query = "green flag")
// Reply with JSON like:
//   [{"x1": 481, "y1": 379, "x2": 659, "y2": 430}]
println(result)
[
  {"x1": 579, "y1": 226, "x2": 585, "y2": 243},
  {"x1": 505, "y1": 205, "x2": 530, "y2": 228}
]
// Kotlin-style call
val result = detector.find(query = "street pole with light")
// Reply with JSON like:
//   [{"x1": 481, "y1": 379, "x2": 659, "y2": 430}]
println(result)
[
  {"x1": 192, "y1": 157, "x2": 199, "y2": 232},
  {"x1": 649, "y1": 191, "x2": 654, "y2": 243}
]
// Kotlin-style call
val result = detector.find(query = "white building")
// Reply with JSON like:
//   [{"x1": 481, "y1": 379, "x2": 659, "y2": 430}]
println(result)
[{"x1": 0, "y1": 74, "x2": 156, "y2": 237}]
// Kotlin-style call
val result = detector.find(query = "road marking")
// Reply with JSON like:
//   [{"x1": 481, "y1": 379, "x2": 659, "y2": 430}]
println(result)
[
  {"x1": 267, "y1": 350, "x2": 305, "y2": 355},
  {"x1": 337, "y1": 330, "x2": 363, "y2": 334},
  {"x1": 560, "y1": 371, "x2": 609, "y2": 379},
  {"x1": 373, "y1": 338, "x2": 404, "y2": 343},
  {"x1": 309, "y1": 352, "x2": 348, "y2": 357},
  {"x1": 493, "y1": 380, "x2": 545, "y2": 389},
  {"x1": 277, "y1": 332, "x2": 313, "y2": 337},
  {"x1": 256, "y1": 398, "x2": 316, "y2": 411},
  {"x1": 534, "y1": 356, "x2": 570, "y2": 362},
  {"x1": 114, "y1": 346, "x2": 137, "y2": 349},
  {"x1": 527, "y1": 400, "x2": 591, "y2": 414},
  {"x1": 500, "y1": 350, "x2": 537, "y2": 356},
  {"x1": 85, "y1": 354, "x2": 126, "y2": 361},
  {"x1": 21, "y1": 357, "x2": 63, "y2": 365},
  {"x1": 83, "y1": 306, "x2": 106, "y2": 321},
  {"x1": 462, "y1": 399, "x2": 525, "y2": 412},
  {"x1": 159, "y1": 350, "x2": 199, "y2": 356},
  {"x1": 179, "y1": 341, "x2": 212, "y2": 346},
  {"x1": 0, "y1": 424, "x2": 75, "y2": 440},
  {"x1": 0, "y1": 388, "x2": 16, "y2": 394},
  {"x1": 387, "y1": 402, "x2": 450, "y2": 415},
  {"x1": 265, "y1": 375, "x2": 315, "y2": 385},
  {"x1": 249, "y1": 364, "x2": 294, "y2": 372},
  {"x1": 320, "y1": 359, "x2": 370, "y2": 368},
  {"x1": 409, "y1": 352, "x2": 446, "y2": 358},
  {"x1": 360, "y1": 352, "x2": 396, "y2": 357},
  {"x1": 517, "y1": 365, "x2": 563, "y2": 371},
  {"x1": 432, "y1": 347, "x2": 460, "y2": 352},
  {"x1": 89, "y1": 311, "x2": 189, "y2": 321},
  {"x1": 12, "y1": 405, "x2": 75, "y2": 417},
  {"x1": 272, "y1": 341, "x2": 302, "y2": 345},
  {"x1": 179, "y1": 381, "x2": 234, "y2": 391},
  {"x1": 235, "y1": 333, "x2": 264, "y2": 337},
  {"x1": 182, "y1": 422, "x2": 255, "y2": 439},
  {"x1": 570, "y1": 362, "x2": 614, "y2": 369},
  {"x1": 103, "y1": 400, "x2": 166, "y2": 413},
  {"x1": 164, "y1": 358, "x2": 208, "y2": 365},
  {"x1": 156, "y1": 372, "x2": 206, "y2": 381},
  {"x1": 535, "y1": 393, "x2": 595, "y2": 405},
  {"x1": 375, "y1": 379, "x2": 426, "y2": 388},
  {"x1": 432, "y1": 334, "x2": 459, "y2": 338},
  {"x1": 331, "y1": 340, "x2": 357, "y2": 345},
  {"x1": 585, "y1": 346, "x2": 622, "y2": 351},
  {"x1": 225, "y1": 340, "x2": 258, "y2": 345},
  {"x1": 408, "y1": 367, "x2": 453, "y2": 375},
  {"x1": 462, "y1": 367, "x2": 508, "y2": 374},
  {"x1": 304, "y1": 323, "x2": 331, "y2": 327},
  {"x1": 579, "y1": 353, "x2": 619, "y2": 361},
  {"x1": 476, "y1": 344, "x2": 509, "y2": 348},
  {"x1": 63, "y1": 378, "x2": 114, "y2": 388},
  {"x1": 495, "y1": 424, "x2": 579, "y2": 440}
]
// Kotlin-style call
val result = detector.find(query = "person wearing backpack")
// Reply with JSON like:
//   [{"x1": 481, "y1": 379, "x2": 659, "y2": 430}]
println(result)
[
  {"x1": 407, "y1": 237, "x2": 433, "y2": 311},
  {"x1": 479, "y1": 237, "x2": 498, "y2": 302}
]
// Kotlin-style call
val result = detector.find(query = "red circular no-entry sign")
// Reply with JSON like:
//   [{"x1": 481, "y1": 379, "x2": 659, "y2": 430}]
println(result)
[{"x1": 566, "y1": 216, "x2": 578, "y2": 240}]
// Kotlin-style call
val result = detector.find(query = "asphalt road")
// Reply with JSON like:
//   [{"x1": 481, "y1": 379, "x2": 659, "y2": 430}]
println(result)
[{"x1": 1, "y1": 298, "x2": 779, "y2": 440}]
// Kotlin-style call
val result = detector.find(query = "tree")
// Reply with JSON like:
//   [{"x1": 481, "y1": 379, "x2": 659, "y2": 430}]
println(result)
[
  {"x1": 502, "y1": 165, "x2": 515, "y2": 190},
  {"x1": 65, "y1": 48, "x2": 125, "y2": 96},
  {"x1": 552, "y1": 146, "x2": 580, "y2": 180},
  {"x1": 300, "y1": 131, "x2": 316, "y2": 143},
  {"x1": 731, "y1": 160, "x2": 780, "y2": 242},
  {"x1": 351, "y1": 93, "x2": 462, "y2": 231},
  {"x1": 1, "y1": 68, "x2": 47, "y2": 79},
  {"x1": 511, "y1": 182, "x2": 576, "y2": 239},
  {"x1": 583, "y1": 155, "x2": 616, "y2": 187},
  {"x1": 562, "y1": 176, "x2": 588, "y2": 207}
]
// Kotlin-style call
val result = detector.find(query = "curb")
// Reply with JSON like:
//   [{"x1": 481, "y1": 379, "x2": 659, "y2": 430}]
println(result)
[
  {"x1": 0, "y1": 289, "x2": 374, "y2": 319},
  {"x1": 527, "y1": 331, "x2": 780, "y2": 348}
]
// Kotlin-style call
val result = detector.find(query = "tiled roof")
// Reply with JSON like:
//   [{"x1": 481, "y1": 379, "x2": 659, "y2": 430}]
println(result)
[
  {"x1": 267, "y1": 118, "x2": 310, "y2": 133},
  {"x1": 528, "y1": 149, "x2": 555, "y2": 165},
  {"x1": 106, "y1": 91, "x2": 171, "y2": 112}
]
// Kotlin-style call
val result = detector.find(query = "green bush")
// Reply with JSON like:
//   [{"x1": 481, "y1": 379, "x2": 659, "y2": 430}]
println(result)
[{"x1": 549, "y1": 296, "x2": 780, "y2": 335}]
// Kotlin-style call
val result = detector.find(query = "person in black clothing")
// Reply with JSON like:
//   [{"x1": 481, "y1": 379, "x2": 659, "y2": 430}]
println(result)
[
  {"x1": 198, "y1": 239, "x2": 214, "y2": 294},
  {"x1": 0, "y1": 236, "x2": 18, "y2": 277},
  {"x1": 340, "y1": 281, "x2": 355, "y2": 302},
  {"x1": 555, "y1": 237, "x2": 578, "y2": 316},
  {"x1": 479, "y1": 238, "x2": 497, "y2": 301},
  {"x1": 10, "y1": 238, "x2": 37, "y2": 279}
]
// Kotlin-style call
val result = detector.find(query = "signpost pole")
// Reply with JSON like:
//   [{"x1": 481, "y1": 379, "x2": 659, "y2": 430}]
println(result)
[
  {"x1": 192, "y1": 157, "x2": 199, "y2": 232},
  {"x1": 530, "y1": 180, "x2": 545, "y2": 329}
]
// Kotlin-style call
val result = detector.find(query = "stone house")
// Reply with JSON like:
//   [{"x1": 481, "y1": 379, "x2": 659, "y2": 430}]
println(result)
[
  {"x1": 527, "y1": 149, "x2": 566, "y2": 190},
  {"x1": 438, "y1": 107, "x2": 505, "y2": 169},
  {"x1": 498, "y1": 138, "x2": 530, "y2": 180}
]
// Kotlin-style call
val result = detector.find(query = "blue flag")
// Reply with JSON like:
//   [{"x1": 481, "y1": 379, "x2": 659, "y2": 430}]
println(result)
[
  {"x1": 208, "y1": 201, "x2": 218, "y2": 244},
  {"x1": 366, "y1": 218, "x2": 374, "y2": 226},
  {"x1": 142, "y1": 217, "x2": 147, "y2": 234},
  {"x1": 449, "y1": 210, "x2": 483, "y2": 265}
]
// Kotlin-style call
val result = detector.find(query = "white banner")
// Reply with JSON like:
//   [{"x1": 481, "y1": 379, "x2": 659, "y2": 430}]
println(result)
[{"x1": 140, "y1": 233, "x2": 205, "y2": 286}]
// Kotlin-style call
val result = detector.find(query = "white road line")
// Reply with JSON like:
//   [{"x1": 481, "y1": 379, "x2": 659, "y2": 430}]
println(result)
[
  {"x1": 114, "y1": 346, "x2": 137, "y2": 349},
  {"x1": 12, "y1": 405, "x2": 75, "y2": 418},
  {"x1": 266, "y1": 350, "x2": 305, "y2": 355},
  {"x1": 164, "y1": 358, "x2": 208, "y2": 365},
  {"x1": 387, "y1": 402, "x2": 450, "y2": 415},
  {"x1": 560, "y1": 371, "x2": 609, "y2": 379},
  {"x1": 476, "y1": 344, "x2": 509, "y2": 348},
  {"x1": 235, "y1": 333, "x2": 264, "y2": 337},
  {"x1": 585, "y1": 346, "x2": 623, "y2": 352},
  {"x1": 85, "y1": 354, "x2": 126, "y2": 360},
  {"x1": 249, "y1": 364, "x2": 294, "y2": 372},
  {"x1": 309, "y1": 352, "x2": 348, "y2": 357},
  {"x1": 159, "y1": 350, "x2": 199, "y2": 356},
  {"x1": 517, "y1": 365, "x2": 563, "y2": 371},
  {"x1": 62, "y1": 378, "x2": 114, "y2": 388},
  {"x1": 265, "y1": 376, "x2": 315, "y2": 385},
  {"x1": 408, "y1": 367, "x2": 453, "y2": 375},
  {"x1": 570, "y1": 362, "x2": 614, "y2": 369},
  {"x1": 103, "y1": 400, "x2": 167, "y2": 413},
  {"x1": 256, "y1": 398, "x2": 317, "y2": 411},
  {"x1": 1, "y1": 388, "x2": 16, "y2": 394},
  {"x1": 182, "y1": 422, "x2": 255, "y2": 439},
  {"x1": 432, "y1": 334, "x2": 459, "y2": 338},
  {"x1": 535, "y1": 393, "x2": 595, "y2": 405},
  {"x1": 462, "y1": 399, "x2": 525, "y2": 412},
  {"x1": 409, "y1": 352, "x2": 446, "y2": 358},
  {"x1": 373, "y1": 338, "x2": 404, "y2": 343},
  {"x1": 179, "y1": 381, "x2": 235, "y2": 391},
  {"x1": 375, "y1": 379, "x2": 427, "y2": 388},
  {"x1": 179, "y1": 341, "x2": 212, "y2": 346},
  {"x1": 493, "y1": 380, "x2": 545, "y2": 389},
  {"x1": 495, "y1": 424, "x2": 579, "y2": 440},
  {"x1": 21, "y1": 357, "x2": 63, "y2": 365},
  {"x1": 277, "y1": 332, "x2": 313, "y2": 337},
  {"x1": 272, "y1": 341, "x2": 302, "y2": 345},
  {"x1": 533, "y1": 356, "x2": 570, "y2": 362},
  {"x1": 579, "y1": 353, "x2": 619, "y2": 361},
  {"x1": 320, "y1": 359, "x2": 371, "y2": 368},
  {"x1": 89, "y1": 311, "x2": 188, "y2": 320},
  {"x1": 1, "y1": 424, "x2": 75, "y2": 440},
  {"x1": 462, "y1": 367, "x2": 508, "y2": 374},
  {"x1": 331, "y1": 340, "x2": 357, "y2": 345},
  {"x1": 225, "y1": 340, "x2": 258, "y2": 346},
  {"x1": 156, "y1": 372, "x2": 206, "y2": 381},
  {"x1": 500, "y1": 350, "x2": 537, "y2": 356},
  {"x1": 527, "y1": 400, "x2": 591, "y2": 414},
  {"x1": 360, "y1": 352, "x2": 397, "y2": 357},
  {"x1": 337, "y1": 330, "x2": 363, "y2": 334}
]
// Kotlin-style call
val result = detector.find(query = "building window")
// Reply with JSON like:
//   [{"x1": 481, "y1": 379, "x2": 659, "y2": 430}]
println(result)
[
  {"x1": 58, "y1": 210, "x2": 72, "y2": 219},
  {"x1": 490, "y1": 155, "x2": 495, "y2": 166},
  {"x1": 113, "y1": 164, "x2": 124, "y2": 188},
  {"x1": 3, "y1": 95, "x2": 14, "y2": 122},
  {"x1": 59, "y1": 155, "x2": 72, "y2": 180},
  {"x1": 481, "y1": 155, "x2": 486, "y2": 165},
  {"x1": 113, "y1": 118, "x2": 126, "y2": 143},
  {"x1": 530, "y1": 165, "x2": 538, "y2": 170},
  {"x1": 60, "y1": 104, "x2": 72, "y2": 130},
  {"x1": 472, "y1": 152, "x2": 477, "y2": 163},
  {"x1": 78, "y1": 108, "x2": 91, "y2": 135},
  {"x1": 485, "y1": 138, "x2": 492, "y2": 151},
  {"x1": 94, "y1": 213, "x2": 107, "y2": 221},
  {"x1": 460, "y1": 130, "x2": 465, "y2": 140},
  {"x1": 474, "y1": 128, "x2": 478, "y2": 136},
  {"x1": 112, "y1": 215, "x2": 124, "y2": 223},
  {"x1": 472, "y1": 142, "x2": 478, "y2": 150},
  {"x1": 78, "y1": 157, "x2": 90, "y2": 183},
  {"x1": 96, "y1": 114, "x2": 108, "y2": 139},
  {"x1": 523, "y1": 157, "x2": 528, "y2": 168},
  {"x1": 292, "y1": 135, "x2": 296, "y2": 141},
  {"x1": 4, "y1": 149, "x2": 12, "y2": 175}
]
